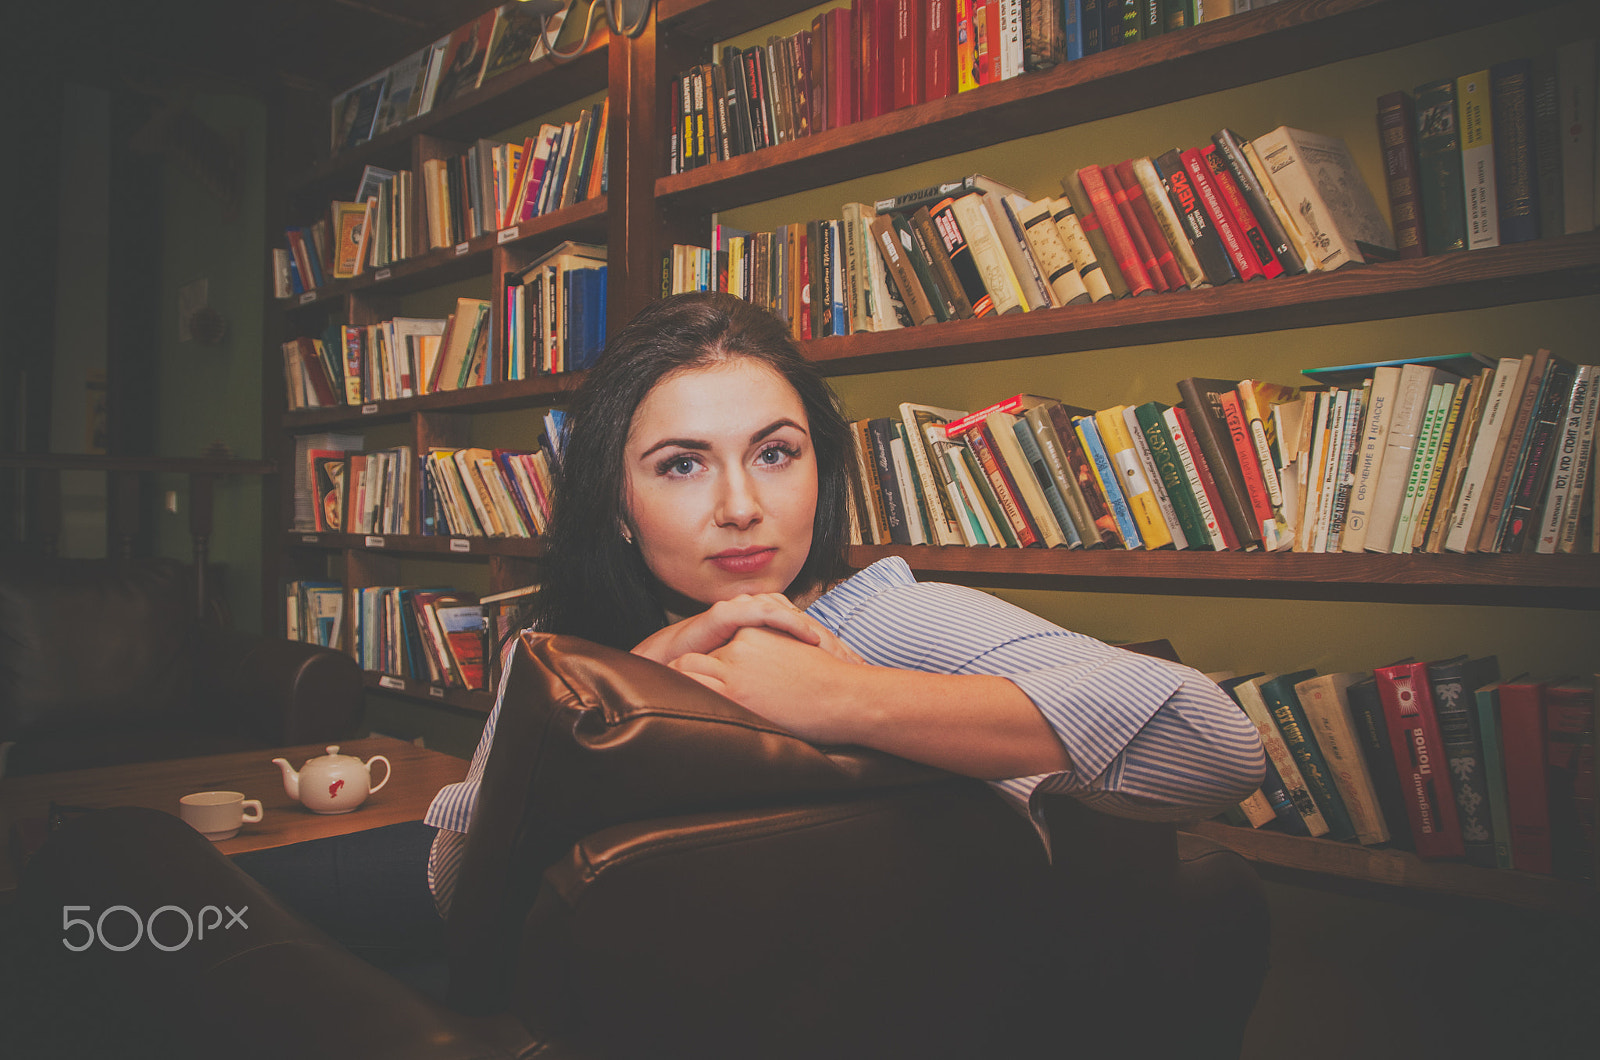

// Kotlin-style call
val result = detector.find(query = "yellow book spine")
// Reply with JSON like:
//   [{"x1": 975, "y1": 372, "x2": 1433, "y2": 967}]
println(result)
[{"x1": 1095, "y1": 406, "x2": 1173, "y2": 549}]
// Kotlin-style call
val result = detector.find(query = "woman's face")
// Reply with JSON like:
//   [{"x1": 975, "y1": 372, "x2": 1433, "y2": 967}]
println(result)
[{"x1": 622, "y1": 358, "x2": 819, "y2": 609}]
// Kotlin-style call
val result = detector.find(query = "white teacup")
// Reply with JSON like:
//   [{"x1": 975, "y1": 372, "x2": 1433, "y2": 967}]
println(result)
[{"x1": 179, "y1": 791, "x2": 264, "y2": 841}]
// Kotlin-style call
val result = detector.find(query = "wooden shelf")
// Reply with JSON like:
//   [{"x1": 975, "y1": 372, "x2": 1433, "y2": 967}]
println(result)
[
  {"x1": 802, "y1": 232, "x2": 1600, "y2": 375},
  {"x1": 1182, "y1": 820, "x2": 1597, "y2": 916},
  {"x1": 288, "y1": 532, "x2": 544, "y2": 558},
  {"x1": 279, "y1": 197, "x2": 609, "y2": 314},
  {"x1": 655, "y1": 0, "x2": 1569, "y2": 214},
  {"x1": 292, "y1": 32, "x2": 611, "y2": 198},
  {"x1": 363, "y1": 670, "x2": 494, "y2": 714},
  {"x1": 854, "y1": 543, "x2": 1600, "y2": 608},
  {"x1": 282, "y1": 372, "x2": 584, "y2": 430}
]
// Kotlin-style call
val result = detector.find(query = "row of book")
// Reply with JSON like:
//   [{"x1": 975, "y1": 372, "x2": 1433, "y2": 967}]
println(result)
[
  {"x1": 330, "y1": 3, "x2": 569, "y2": 154},
  {"x1": 670, "y1": 125, "x2": 1396, "y2": 343},
  {"x1": 424, "y1": 102, "x2": 610, "y2": 252},
  {"x1": 845, "y1": 355, "x2": 1599, "y2": 556},
  {"x1": 1217, "y1": 660, "x2": 1596, "y2": 882},
  {"x1": 285, "y1": 579, "x2": 344, "y2": 649},
  {"x1": 304, "y1": 445, "x2": 413, "y2": 536},
  {"x1": 668, "y1": 1, "x2": 1242, "y2": 172},
  {"x1": 351, "y1": 586, "x2": 490, "y2": 692},
  {"x1": 280, "y1": 300, "x2": 487, "y2": 410},
  {"x1": 505, "y1": 241, "x2": 608, "y2": 378},
  {"x1": 422, "y1": 447, "x2": 555, "y2": 540},
  {"x1": 274, "y1": 166, "x2": 416, "y2": 296},
  {"x1": 1380, "y1": 43, "x2": 1599, "y2": 260}
]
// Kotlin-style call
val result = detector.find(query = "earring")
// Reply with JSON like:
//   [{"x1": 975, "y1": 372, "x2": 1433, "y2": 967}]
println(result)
[{"x1": 620, "y1": 524, "x2": 634, "y2": 544}]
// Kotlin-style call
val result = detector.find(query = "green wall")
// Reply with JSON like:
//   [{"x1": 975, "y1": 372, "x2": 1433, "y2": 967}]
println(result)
[{"x1": 155, "y1": 93, "x2": 268, "y2": 633}]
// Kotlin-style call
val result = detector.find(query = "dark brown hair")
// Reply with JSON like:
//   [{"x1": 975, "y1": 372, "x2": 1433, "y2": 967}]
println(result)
[{"x1": 532, "y1": 292, "x2": 855, "y2": 649}]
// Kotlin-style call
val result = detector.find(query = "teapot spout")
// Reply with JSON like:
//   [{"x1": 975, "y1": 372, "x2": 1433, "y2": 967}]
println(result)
[{"x1": 271, "y1": 758, "x2": 300, "y2": 800}]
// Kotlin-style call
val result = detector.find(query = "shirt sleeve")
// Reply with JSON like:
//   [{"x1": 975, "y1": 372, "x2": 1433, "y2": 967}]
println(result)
[{"x1": 815, "y1": 569, "x2": 1264, "y2": 846}]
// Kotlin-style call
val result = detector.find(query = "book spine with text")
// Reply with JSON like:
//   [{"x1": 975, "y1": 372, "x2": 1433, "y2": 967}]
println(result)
[
  {"x1": 1373, "y1": 661, "x2": 1465, "y2": 858},
  {"x1": 1376, "y1": 91, "x2": 1427, "y2": 258}
]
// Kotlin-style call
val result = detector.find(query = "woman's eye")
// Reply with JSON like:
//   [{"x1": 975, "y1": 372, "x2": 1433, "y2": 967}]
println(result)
[
  {"x1": 656, "y1": 455, "x2": 700, "y2": 476},
  {"x1": 756, "y1": 444, "x2": 796, "y2": 466}
]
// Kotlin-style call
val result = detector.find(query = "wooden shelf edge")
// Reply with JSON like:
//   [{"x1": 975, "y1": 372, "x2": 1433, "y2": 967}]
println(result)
[
  {"x1": 803, "y1": 233, "x2": 1600, "y2": 375},
  {"x1": 854, "y1": 544, "x2": 1600, "y2": 606},
  {"x1": 363, "y1": 671, "x2": 493, "y2": 714},
  {"x1": 655, "y1": 0, "x2": 1567, "y2": 213},
  {"x1": 1182, "y1": 820, "x2": 1597, "y2": 916},
  {"x1": 282, "y1": 373, "x2": 585, "y2": 430},
  {"x1": 287, "y1": 532, "x2": 545, "y2": 558}
]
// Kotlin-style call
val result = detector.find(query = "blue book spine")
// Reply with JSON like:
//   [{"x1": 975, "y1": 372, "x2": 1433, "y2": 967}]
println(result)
[
  {"x1": 1012, "y1": 419, "x2": 1082, "y2": 547},
  {"x1": 1490, "y1": 58, "x2": 1541, "y2": 244},
  {"x1": 1063, "y1": 2, "x2": 1084, "y2": 61},
  {"x1": 1074, "y1": 415, "x2": 1143, "y2": 548},
  {"x1": 829, "y1": 222, "x2": 846, "y2": 337}
]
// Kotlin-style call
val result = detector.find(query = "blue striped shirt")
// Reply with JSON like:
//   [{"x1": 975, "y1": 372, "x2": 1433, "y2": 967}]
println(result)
[{"x1": 424, "y1": 557, "x2": 1264, "y2": 914}]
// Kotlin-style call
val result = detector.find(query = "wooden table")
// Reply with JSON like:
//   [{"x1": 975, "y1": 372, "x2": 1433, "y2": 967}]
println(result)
[{"x1": 1, "y1": 736, "x2": 467, "y2": 898}]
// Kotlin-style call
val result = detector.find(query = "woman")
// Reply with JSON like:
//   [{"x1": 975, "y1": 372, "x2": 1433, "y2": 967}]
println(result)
[{"x1": 425, "y1": 291, "x2": 1265, "y2": 915}]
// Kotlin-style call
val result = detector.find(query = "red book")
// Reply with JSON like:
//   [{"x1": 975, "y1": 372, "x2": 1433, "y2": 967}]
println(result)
[
  {"x1": 963, "y1": 419, "x2": 1042, "y2": 547},
  {"x1": 976, "y1": 1, "x2": 1000, "y2": 85},
  {"x1": 1218, "y1": 389, "x2": 1276, "y2": 541},
  {"x1": 1499, "y1": 676, "x2": 1552, "y2": 874},
  {"x1": 1101, "y1": 164, "x2": 1170, "y2": 293},
  {"x1": 1202, "y1": 145, "x2": 1283, "y2": 279},
  {"x1": 1075, "y1": 165, "x2": 1154, "y2": 295},
  {"x1": 798, "y1": 226, "x2": 813, "y2": 340},
  {"x1": 1172, "y1": 406, "x2": 1241, "y2": 550},
  {"x1": 846, "y1": 3, "x2": 863, "y2": 124},
  {"x1": 893, "y1": 0, "x2": 925, "y2": 110},
  {"x1": 1542, "y1": 679, "x2": 1594, "y2": 880},
  {"x1": 856, "y1": 0, "x2": 877, "y2": 120},
  {"x1": 1373, "y1": 661, "x2": 1465, "y2": 859},
  {"x1": 874, "y1": 0, "x2": 897, "y2": 115},
  {"x1": 808, "y1": 19, "x2": 828, "y2": 134},
  {"x1": 925, "y1": 0, "x2": 955, "y2": 101},
  {"x1": 1114, "y1": 159, "x2": 1185, "y2": 290},
  {"x1": 1180, "y1": 147, "x2": 1263, "y2": 283}
]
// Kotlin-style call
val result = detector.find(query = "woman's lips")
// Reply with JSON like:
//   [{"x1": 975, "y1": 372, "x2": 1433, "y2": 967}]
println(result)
[{"x1": 709, "y1": 547, "x2": 777, "y2": 574}]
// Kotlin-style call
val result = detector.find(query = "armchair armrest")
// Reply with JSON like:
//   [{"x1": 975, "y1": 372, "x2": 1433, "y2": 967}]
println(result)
[
  {"x1": 199, "y1": 632, "x2": 364, "y2": 747},
  {"x1": 10, "y1": 807, "x2": 582, "y2": 1060}
]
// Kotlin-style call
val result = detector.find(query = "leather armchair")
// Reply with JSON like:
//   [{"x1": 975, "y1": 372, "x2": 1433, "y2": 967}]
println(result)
[
  {"x1": 0, "y1": 556, "x2": 363, "y2": 776},
  {"x1": 8, "y1": 632, "x2": 1269, "y2": 1059}
]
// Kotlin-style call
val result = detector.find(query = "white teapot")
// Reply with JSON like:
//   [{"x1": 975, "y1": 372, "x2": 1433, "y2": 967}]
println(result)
[{"x1": 272, "y1": 745, "x2": 391, "y2": 814}]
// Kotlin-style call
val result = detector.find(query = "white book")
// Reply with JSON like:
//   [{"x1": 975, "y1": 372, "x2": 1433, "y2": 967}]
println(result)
[
  {"x1": 951, "y1": 193, "x2": 1025, "y2": 315},
  {"x1": 1232, "y1": 675, "x2": 1331, "y2": 838},
  {"x1": 1272, "y1": 398, "x2": 1308, "y2": 542},
  {"x1": 1251, "y1": 126, "x2": 1396, "y2": 270},
  {"x1": 1340, "y1": 366, "x2": 1402, "y2": 552},
  {"x1": 888, "y1": 435, "x2": 928, "y2": 546},
  {"x1": 1457, "y1": 70, "x2": 1501, "y2": 250},
  {"x1": 1557, "y1": 40, "x2": 1596, "y2": 234},
  {"x1": 1556, "y1": 367, "x2": 1600, "y2": 552},
  {"x1": 1296, "y1": 392, "x2": 1330, "y2": 552},
  {"x1": 1392, "y1": 382, "x2": 1452, "y2": 554},
  {"x1": 1324, "y1": 388, "x2": 1366, "y2": 553},
  {"x1": 1312, "y1": 389, "x2": 1349, "y2": 553},
  {"x1": 1165, "y1": 406, "x2": 1228, "y2": 550},
  {"x1": 900, "y1": 403, "x2": 970, "y2": 546},
  {"x1": 938, "y1": 437, "x2": 1004, "y2": 546},
  {"x1": 1444, "y1": 357, "x2": 1525, "y2": 551},
  {"x1": 988, "y1": 411, "x2": 1067, "y2": 547},
  {"x1": 1365, "y1": 365, "x2": 1439, "y2": 552},
  {"x1": 1294, "y1": 672, "x2": 1391, "y2": 845},
  {"x1": 1123, "y1": 406, "x2": 1189, "y2": 550},
  {"x1": 1538, "y1": 365, "x2": 1597, "y2": 553}
]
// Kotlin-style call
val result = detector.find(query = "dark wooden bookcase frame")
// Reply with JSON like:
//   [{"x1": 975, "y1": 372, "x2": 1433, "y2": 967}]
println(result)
[{"x1": 261, "y1": 0, "x2": 1599, "y2": 909}]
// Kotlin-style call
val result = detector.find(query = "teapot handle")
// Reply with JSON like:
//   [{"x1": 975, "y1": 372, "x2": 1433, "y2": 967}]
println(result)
[{"x1": 365, "y1": 755, "x2": 391, "y2": 795}]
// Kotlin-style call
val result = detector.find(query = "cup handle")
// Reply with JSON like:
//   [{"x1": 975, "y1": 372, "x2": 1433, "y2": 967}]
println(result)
[
  {"x1": 241, "y1": 800, "x2": 264, "y2": 823},
  {"x1": 366, "y1": 756, "x2": 391, "y2": 795}
]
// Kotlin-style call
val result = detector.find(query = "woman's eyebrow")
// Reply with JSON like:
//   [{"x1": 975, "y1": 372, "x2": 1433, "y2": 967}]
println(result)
[{"x1": 638, "y1": 419, "x2": 808, "y2": 459}]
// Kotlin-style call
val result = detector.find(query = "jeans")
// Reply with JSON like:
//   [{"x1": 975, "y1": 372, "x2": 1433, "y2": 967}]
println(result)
[{"x1": 232, "y1": 819, "x2": 447, "y2": 1000}]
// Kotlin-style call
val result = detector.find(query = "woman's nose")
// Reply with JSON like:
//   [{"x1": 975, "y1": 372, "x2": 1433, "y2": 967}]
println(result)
[{"x1": 715, "y1": 469, "x2": 763, "y2": 529}]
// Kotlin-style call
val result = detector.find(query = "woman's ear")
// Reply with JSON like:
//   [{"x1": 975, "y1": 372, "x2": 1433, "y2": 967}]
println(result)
[{"x1": 620, "y1": 522, "x2": 634, "y2": 545}]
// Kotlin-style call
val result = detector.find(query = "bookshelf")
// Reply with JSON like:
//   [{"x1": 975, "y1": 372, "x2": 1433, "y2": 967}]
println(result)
[{"x1": 263, "y1": 0, "x2": 1599, "y2": 904}]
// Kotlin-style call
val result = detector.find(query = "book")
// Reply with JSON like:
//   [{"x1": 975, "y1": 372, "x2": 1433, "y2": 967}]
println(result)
[
  {"x1": 1337, "y1": 366, "x2": 1401, "y2": 553},
  {"x1": 900, "y1": 402, "x2": 971, "y2": 546},
  {"x1": 929, "y1": 196, "x2": 998, "y2": 316},
  {"x1": 1259, "y1": 670, "x2": 1357, "y2": 841},
  {"x1": 479, "y1": 3, "x2": 544, "y2": 86},
  {"x1": 1498, "y1": 675, "x2": 1552, "y2": 874},
  {"x1": 1473, "y1": 680, "x2": 1515, "y2": 869},
  {"x1": 1250, "y1": 126, "x2": 1397, "y2": 269},
  {"x1": 1227, "y1": 674, "x2": 1331, "y2": 838},
  {"x1": 1132, "y1": 157, "x2": 1207, "y2": 289},
  {"x1": 1489, "y1": 58, "x2": 1541, "y2": 244},
  {"x1": 1457, "y1": 69, "x2": 1501, "y2": 250},
  {"x1": 950, "y1": 192, "x2": 1025, "y2": 315},
  {"x1": 1176, "y1": 377, "x2": 1262, "y2": 551},
  {"x1": 1203, "y1": 144, "x2": 1284, "y2": 280},
  {"x1": 1534, "y1": 364, "x2": 1597, "y2": 553},
  {"x1": 1038, "y1": 399, "x2": 1124, "y2": 547},
  {"x1": 1346, "y1": 671, "x2": 1416, "y2": 850},
  {"x1": 1413, "y1": 77, "x2": 1470, "y2": 252},
  {"x1": 1375, "y1": 91, "x2": 1427, "y2": 258},
  {"x1": 1074, "y1": 165, "x2": 1155, "y2": 296},
  {"x1": 1479, "y1": 350, "x2": 1550, "y2": 551},
  {"x1": 1047, "y1": 195, "x2": 1117, "y2": 301},
  {"x1": 1543, "y1": 678, "x2": 1596, "y2": 881},
  {"x1": 1294, "y1": 671, "x2": 1391, "y2": 845},
  {"x1": 1428, "y1": 654, "x2": 1503, "y2": 868},
  {"x1": 1212, "y1": 128, "x2": 1302, "y2": 275},
  {"x1": 1443, "y1": 356, "x2": 1525, "y2": 551},
  {"x1": 1180, "y1": 145, "x2": 1262, "y2": 284},
  {"x1": 1132, "y1": 402, "x2": 1209, "y2": 550},
  {"x1": 1364, "y1": 363, "x2": 1438, "y2": 553},
  {"x1": 989, "y1": 411, "x2": 1070, "y2": 547},
  {"x1": 1373, "y1": 660, "x2": 1464, "y2": 859},
  {"x1": 1154, "y1": 148, "x2": 1234, "y2": 288},
  {"x1": 1500, "y1": 359, "x2": 1578, "y2": 553},
  {"x1": 1557, "y1": 39, "x2": 1596, "y2": 235},
  {"x1": 1165, "y1": 405, "x2": 1233, "y2": 550},
  {"x1": 1095, "y1": 406, "x2": 1173, "y2": 549},
  {"x1": 1074, "y1": 414, "x2": 1143, "y2": 549}
]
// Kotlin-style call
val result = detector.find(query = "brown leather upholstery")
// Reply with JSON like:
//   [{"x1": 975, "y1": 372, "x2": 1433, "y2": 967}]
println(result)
[
  {"x1": 0, "y1": 557, "x2": 363, "y2": 775},
  {"x1": 9, "y1": 630, "x2": 1269, "y2": 1059}
]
